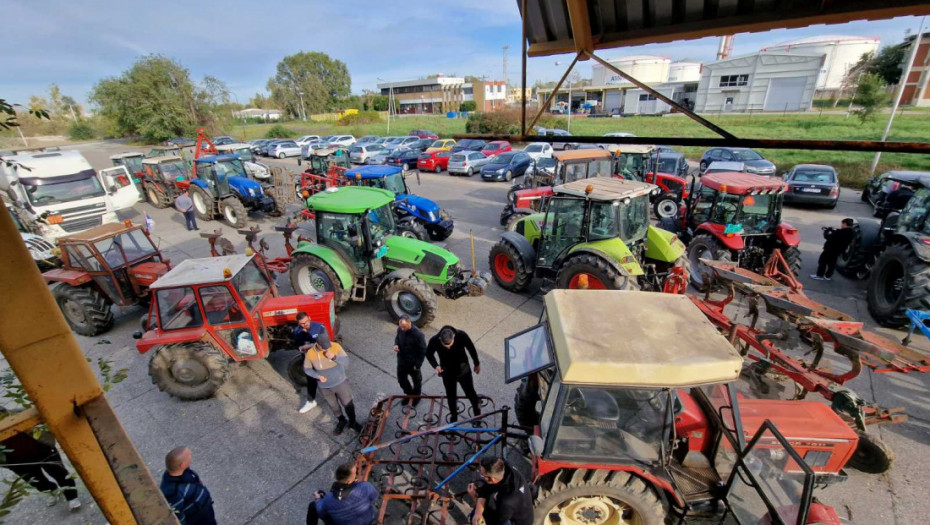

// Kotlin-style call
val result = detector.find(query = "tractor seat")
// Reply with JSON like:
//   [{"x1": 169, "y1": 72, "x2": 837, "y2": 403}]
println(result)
[{"x1": 568, "y1": 388, "x2": 620, "y2": 422}]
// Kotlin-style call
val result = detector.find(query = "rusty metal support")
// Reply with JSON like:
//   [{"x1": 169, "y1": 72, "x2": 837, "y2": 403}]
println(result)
[
  {"x1": 0, "y1": 210, "x2": 178, "y2": 525},
  {"x1": 525, "y1": 53, "x2": 581, "y2": 133}
]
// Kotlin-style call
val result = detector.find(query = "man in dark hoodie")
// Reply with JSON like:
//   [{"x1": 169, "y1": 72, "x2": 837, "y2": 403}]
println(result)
[
  {"x1": 426, "y1": 325, "x2": 482, "y2": 422},
  {"x1": 467, "y1": 456, "x2": 533, "y2": 525},
  {"x1": 308, "y1": 461, "x2": 379, "y2": 525},
  {"x1": 393, "y1": 315, "x2": 427, "y2": 406},
  {"x1": 160, "y1": 447, "x2": 216, "y2": 525},
  {"x1": 811, "y1": 217, "x2": 856, "y2": 281}
]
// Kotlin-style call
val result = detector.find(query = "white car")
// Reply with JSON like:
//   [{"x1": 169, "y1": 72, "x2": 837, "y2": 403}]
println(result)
[
  {"x1": 349, "y1": 144, "x2": 384, "y2": 164},
  {"x1": 296, "y1": 135, "x2": 321, "y2": 146},
  {"x1": 522, "y1": 142, "x2": 553, "y2": 161},
  {"x1": 448, "y1": 151, "x2": 491, "y2": 177},
  {"x1": 600, "y1": 132, "x2": 638, "y2": 154},
  {"x1": 328, "y1": 135, "x2": 356, "y2": 147},
  {"x1": 269, "y1": 140, "x2": 302, "y2": 158},
  {"x1": 703, "y1": 161, "x2": 748, "y2": 177}
]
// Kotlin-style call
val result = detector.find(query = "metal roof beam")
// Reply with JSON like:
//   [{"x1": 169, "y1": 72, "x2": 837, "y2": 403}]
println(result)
[{"x1": 566, "y1": 0, "x2": 594, "y2": 58}]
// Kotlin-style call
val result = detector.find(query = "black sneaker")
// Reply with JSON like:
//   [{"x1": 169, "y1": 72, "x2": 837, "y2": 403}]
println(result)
[
  {"x1": 334, "y1": 418, "x2": 348, "y2": 435},
  {"x1": 349, "y1": 421, "x2": 363, "y2": 433}
]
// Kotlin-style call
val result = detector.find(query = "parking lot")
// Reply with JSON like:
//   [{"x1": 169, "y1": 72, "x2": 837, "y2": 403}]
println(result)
[{"x1": 6, "y1": 139, "x2": 930, "y2": 525}]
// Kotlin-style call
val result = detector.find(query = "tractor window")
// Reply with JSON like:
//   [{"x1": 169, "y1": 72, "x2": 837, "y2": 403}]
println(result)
[
  {"x1": 160, "y1": 161, "x2": 187, "y2": 182},
  {"x1": 897, "y1": 188, "x2": 930, "y2": 235},
  {"x1": 538, "y1": 197, "x2": 586, "y2": 267},
  {"x1": 618, "y1": 196, "x2": 650, "y2": 243},
  {"x1": 198, "y1": 286, "x2": 245, "y2": 325},
  {"x1": 318, "y1": 212, "x2": 365, "y2": 266},
  {"x1": 232, "y1": 259, "x2": 271, "y2": 311},
  {"x1": 712, "y1": 193, "x2": 741, "y2": 225},
  {"x1": 588, "y1": 201, "x2": 620, "y2": 240},
  {"x1": 617, "y1": 154, "x2": 646, "y2": 181},
  {"x1": 94, "y1": 237, "x2": 127, "y2": 268},
  {"x1": 551, "y1": 386, "x2": 669, "y2": 464},
  {"x1": 564, "y1": 162, "x2": 587, "y2": 183},
  {"x1": 156, "y1": 287, "x2": 203, "y2": 330},
  {"x1": 367, "y1": 204, "x2": 395, "y2": 244},
  {"x1": 691, "y1": 185, "x2": 716, "y2": 224},
  {"x1": 589, "y1": 159, "x2": 612, "y2": 178},
  {"x1": 382, "y1": 173, "x2": 407, "y2": 195},
  {"x1": 66, "y1": 244, "x2": 103, "y2": 272},
  {"x1": 116, "y1": 230, "x2": 158, "y2": 262},
  {"x1": 504, "y1": 323, "x2": 553, "y2": 383},
  {"x1": 739, "y1": 193, "x2": 776, "y2": 234}
]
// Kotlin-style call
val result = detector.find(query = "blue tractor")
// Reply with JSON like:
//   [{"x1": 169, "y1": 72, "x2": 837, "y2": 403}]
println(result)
[
  {"x1": 190, "y1": 155, "x2": 280, "y2": 228},
  {"x1": 344, "y1": 165, "x2": 453, "y2": 241}
]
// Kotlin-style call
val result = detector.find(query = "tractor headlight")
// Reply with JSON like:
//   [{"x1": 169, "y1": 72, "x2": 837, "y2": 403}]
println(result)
[{"x1": 409, "y1": 204, "x2": 417, "y2": 212}]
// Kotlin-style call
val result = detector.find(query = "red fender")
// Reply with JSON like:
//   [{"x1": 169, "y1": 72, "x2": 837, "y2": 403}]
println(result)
[
  {"x1": 776, "y1": 222, "x2": 801, "y2": 247},
  {"x1": 696, "y1": 223, "x2": 745, "y2": 251}
]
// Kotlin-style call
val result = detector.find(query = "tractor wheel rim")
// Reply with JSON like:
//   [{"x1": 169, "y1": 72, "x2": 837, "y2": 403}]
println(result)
[
  {"x1": 568, "y1": 272, "x2": 607, "y2": 289},
  {"x1": 148, "y1": 188, "x2": 159, "y2": 204},
  {"x1": 193, "y1": 193, "x2": 206, "y2": 214},
  {"x1": 60, "y1": 297, "x2": 86, "y2": 324},
  {"x1": 170, "y1": 358, "x2": 209, "y2": 385},
  {"x1": 400, "y1": 229, "x2": 417, "y2": 239},
  {"x1": 224, "y1": 204, "x2": 238, "y2": 223},
  {"x1": 656, "y1": 200, "x2": 677, "y2": 218},
  {"x1": 391, "y1": 291, "x2": 422, "y2": 321},
  {"x1": 298, "y1": 268, "x2": 333, "y2": 294},
  {"x1": 547, "y1": 495, "x2": 637, "y2": 525},
  {"x1": 494, "y1": 253, "x2": 516, "y2": 282},
  {"x1": 880, "y1": 260, "x2": 905, "y2": 305}
]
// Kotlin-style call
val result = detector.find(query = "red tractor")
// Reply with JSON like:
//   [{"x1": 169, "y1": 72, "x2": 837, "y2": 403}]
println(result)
[
  {"x1": 132, "y1": 253, "x2": 337, "y2": 400},
  {"x1": 665, "y1": 171, "x2": 801, "y2": 289},
  {"x1": 613, "y1": 144, "x2": 691, "y2": 220}
]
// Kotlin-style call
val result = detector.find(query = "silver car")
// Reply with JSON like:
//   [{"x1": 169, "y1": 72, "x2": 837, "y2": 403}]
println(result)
[
  {"x1": 349, "y1": 144, "x2": 384, "y2": 164},
  {"x1": 369, "y1": 146, "x2": 406, "y2": 165},
  {"x1": 269, "y1": 140, "x2": 301, "y2": 158},
  {"x1": 448, "y1": 151, "x2": 490, "y2": 177}
]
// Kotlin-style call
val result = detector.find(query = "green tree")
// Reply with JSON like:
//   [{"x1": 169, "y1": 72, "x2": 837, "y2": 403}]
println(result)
[
  {"x1": 852, "y1": 73, "x2": 890, "y2": 124},
  {"x1": 848, "y1": 46, "x2": 907, "y2": 86},
  {"x1": 248, "y1": 93, "x2": 271, "y2": 109},
  {"x1": 266, "y1": 51, "x2": 350, "y2": 117},
  {"x1": 90, "y1": 55, "x2": 230, "y2": 143},
  {"x1": 459, "y1": 100, "x2": 476, "y2": 112}
]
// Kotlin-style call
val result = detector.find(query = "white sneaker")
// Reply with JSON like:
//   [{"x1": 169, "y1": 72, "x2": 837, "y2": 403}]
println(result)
[
  {"x1": 46, "y1": 495, "x2": 59, "y2": 507},
  {"x1": 68, "y1": 499, "x2": 82, "y2": 512},
  {"x1": 809, "y1": 274, "x2": 824, "y2": 281},
  {"x1": 299, "y1": 400, "x2": 317, "y2": 414}
]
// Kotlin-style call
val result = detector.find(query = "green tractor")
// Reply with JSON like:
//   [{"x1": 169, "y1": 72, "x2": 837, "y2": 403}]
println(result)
[
  {"x1": 288, "y1": 186, "x2": 490, "y2": 327},
  {"x1": 489, "y1": 178, "x2": 690, "y2": 292}
]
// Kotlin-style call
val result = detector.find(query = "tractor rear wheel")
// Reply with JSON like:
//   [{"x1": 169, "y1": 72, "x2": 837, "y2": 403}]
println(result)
[
  {"x1": 534, "y1": 469, "x2": 665, "y2": 525},
  {"x1": 289, "y1": 253, "x2": 349, "y2": 308},
  {"x1": 861, "y1": 187, "x2": 870, "y2": 202},
  {"x1": 556, "y1": 254, "x2": 638, "y2": 291},
  {"x1": 505, "y1": 212, "x2": 531, "y2": 232},
  {"x1": 782, "y1": 246, "x2": 802, "y2": 277},
  {"x1": 652, "y1": 195, "x2": 680, "y2": 219},
  {"x1": 396, "y1": 220, "x2": 430, "y2": 241},
  {"x1": 146, "y1": 185, "x2": 170, "y2": 209},
  {"x1": 867, "y1": 243, "x2": 930, "y2": 327},
  {"x1": 149, "y1": 342, "x2": 229, "y2": 400},
  {"x1": 381, "y1": 277, "x2": 438, "y2": 328},
  {"x1": 222, "y1": 197, "x2": 248, "y2": 228},
  {"x1": 687, "y1": 234, "x2": 732, "y2": 290},
  {"x1": 837, "y1": 221, "x2": 881, "y2": 280},
  {"x1": 288, "y1": 354, "x2": 307, "y2": 387},
  {"x1": 848, "y1": 431, "x2": 894, "y2": 473},
  {"x1": 489, "y1": 241, "x2": 532, "y2": 292},
  {"x1": 191, "y1": 187, "x2": 214, "y2": 221},
  {"x1": 52, "y1": 284, "x2": 114, "y2": 336}
]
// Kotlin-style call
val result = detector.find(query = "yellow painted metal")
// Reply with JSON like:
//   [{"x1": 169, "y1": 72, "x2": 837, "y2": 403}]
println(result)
[
  {"x1": 0, "y1": 209, "x2": 177, "y2": 524},
  {"x1": 0, "y1": 407, "x2": 42, "y2": 441}
]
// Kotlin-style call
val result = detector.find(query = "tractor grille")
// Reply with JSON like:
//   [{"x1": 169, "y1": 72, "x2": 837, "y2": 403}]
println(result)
[
  {"x1": 60, "y1": 215, "x2": 103, "y2": 232},
  {"x1": 23, "y1": 236, "x2": 55, "y2": 253}
]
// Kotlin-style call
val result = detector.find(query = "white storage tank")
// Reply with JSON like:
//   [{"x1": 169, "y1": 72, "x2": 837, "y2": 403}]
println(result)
[
  {"x1": 667, "y1": 61, "x2": 702, "y2": 82},
  {"x1": 760, "y1": 35, "x2": 879, "y2": 91},
  {"x1": 592, "y1": 55, "x2": 670, "y2": 85}
]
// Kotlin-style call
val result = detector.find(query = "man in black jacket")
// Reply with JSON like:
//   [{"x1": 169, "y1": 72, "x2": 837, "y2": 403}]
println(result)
[
  {"x1": 426, "y1": 326, "x2": 482, "y2": 422},
  {"x1": 393, "y1": 315, "x2": 427, "y2": 406},
  {"x1": 811, "y1": 218, "x2": 856, "y2": 281},
  {"x1": 467, "y1": 456, "x2": 533, "y2": 525}
]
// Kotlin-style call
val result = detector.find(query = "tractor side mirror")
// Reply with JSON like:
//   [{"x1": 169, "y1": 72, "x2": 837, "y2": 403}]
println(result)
[{"x1": 132, "y1": 331, "x2": 143, "y2": 340}]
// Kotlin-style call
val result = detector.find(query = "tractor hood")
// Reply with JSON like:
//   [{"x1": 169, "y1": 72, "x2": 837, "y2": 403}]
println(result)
[
  {"x1": 228, "y1": 176, "x2": 265, "y2": 197},
  {"x1": 382, "y1": 235, "x2": 460, "y2": 285},
  {"x1": 396, "y1": 194, "x2": 441, "y2": 219}
]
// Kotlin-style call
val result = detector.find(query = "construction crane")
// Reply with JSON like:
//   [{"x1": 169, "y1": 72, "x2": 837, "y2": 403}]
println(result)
[{"x1": 717, "y1": 35, "x2": 735, "y2": 60}]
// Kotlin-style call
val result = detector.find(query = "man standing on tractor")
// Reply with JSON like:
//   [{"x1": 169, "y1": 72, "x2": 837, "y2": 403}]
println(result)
[
  {"x1": 466, "y1": 456, "x2": 533, "y2": 525},
  {"x1": 175, "y1": 189, "x2": 198, "y2": 231},
  {"x1": 303, "y1": 337, "x2": 363, "y2": 435},
  {"x1": 426, "y1": 326, "x2": 482, "y2": 422},
  {"x1": 393, "y1": 315, "x2": 427, "y2": 406},
  {"x1": 812, "y1": 218, "x2": 856, "y2": 281},
  {"x1": 293, "y1": 312, "x2": 328, "y2": 414}
]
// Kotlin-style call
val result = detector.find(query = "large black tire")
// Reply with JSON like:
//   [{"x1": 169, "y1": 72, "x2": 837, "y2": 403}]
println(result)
[
  {"x1": 145, "y1": 184, "x2": 170, "y2": 209},
  {"x1": 847, "y1": 431, "x2": 894, "y2": 473},
  {"x1": 289, "y1": 253, "x2": 350, "y2": 308},
  {"x1": 687, "y1": 234, "x2": 732, "y2": 290},
  {"x1": 489, "y1": 240, "x2": 533, "y2": 292},
  {"x1": 837, "y1": 221, "x2": 882, "y2": 280},
  {"x1": 288, "y1": 354, "x2": 307, "y2": 387},
  {"x1": 148, "y1": 342, "x2": 229, "y2": 400},
  {"x1": 396, "y1": 219, "x2": 430, "y2": 241},
  {"x1": 652, "y1": 194, "x2": 680, "y2": 219},
  {"x1": 505, "y1": 212, "x2": 531, "y2": 232},
  {"x1": 221, "y1": 197, "x2": 248, "y2": 228},
  {"x1": 860, "y1": 187, "x2": 869, "y2": 202},
  {"x1": 534, "y1": 469, "x2": 666, "y2": 525},
  {"x1": 191, "y1": 187, "x2": 214, "y2": 221},
  {"x1": 381, "y1": 277, "x2": 439, "y2": 328},
  {"x1": 782, "y1": 245, "x2": 802, "y2": 277},
  {"x1": 514, "y1": 378, "x2": 540, "y2": 428},
  {"x1": 269, "y1": 195, "x2": 286, "y2": 217},
  {"x1": 52, "y1": 284, "x2": 114, "y2": 336},
  {"x1": 556, "y1": 254, "x2": 639, "y2": 290},
  {"x1": 867, "y1": 243, "x2": 930, "y2": 327}
]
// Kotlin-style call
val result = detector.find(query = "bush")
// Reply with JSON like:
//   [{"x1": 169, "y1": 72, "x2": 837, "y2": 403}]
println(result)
[
  {"x1": 459, "y1": 100, "x2": 477, "y2": 112},
  {"x1": 465, "y1": 110, "x2": 520, "y2": 135},
  {"x1": 337, "y1": 111, "x2": 382, "y2": 126},
  {"x1": 68, "y1": 121, "x2": 95, "y2": 140},
  {"x1": 264, "y1": 124, "x2": 297, "y2": 138}
]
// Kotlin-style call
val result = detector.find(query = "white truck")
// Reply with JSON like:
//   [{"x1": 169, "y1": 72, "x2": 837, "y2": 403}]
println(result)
[{"x1": 0, "y1": 149, "x2": 138, "y2": 240}]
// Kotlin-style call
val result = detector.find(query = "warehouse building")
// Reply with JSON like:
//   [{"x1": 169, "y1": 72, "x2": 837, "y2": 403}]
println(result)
[
  {"x1": 694, "y1": 52, "x2": 824, "y2": 113},
  {"x1": 377, "y1": 76, "x2": 507, "y2": 114},
  {"x1": 761, "y1": 35, "x2": 880, "y2": 96}
]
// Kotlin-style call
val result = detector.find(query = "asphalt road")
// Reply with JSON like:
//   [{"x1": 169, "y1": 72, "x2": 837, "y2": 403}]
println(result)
[{"x1": 5, "y1": 142, "x2": 929, "y2": 525}]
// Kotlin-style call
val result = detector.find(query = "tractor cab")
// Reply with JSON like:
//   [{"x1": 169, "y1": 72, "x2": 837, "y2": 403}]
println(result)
[
  {"x1": 193, "y1": 155, "x2": 244, "y2": 197},
  {"x1": 612, "y1": 144, "x2": 653, "y2": 181},
  {"x1": 508, "y1": 289, "x2": 853, "y2": 523},
  {"x1": 148, "y1": 145, "x2": 184, "y2": 159},
  {"x1": 345, "y1": 165, "x2": 410, "y2": 195},
  {"x1": 306, "y1": 147, "x2": 351, "y2": 175},
  {"x1": 888, "y1": 177, "x2": 930, "y2": 237},
  {"x1": 110, "y1": 152, "x2": 145, "y2": 186},
  {"x1": 613, "y1": 145, "x2": 691, "y2": 220},
  {"x1": 215, "y1": 143, "x2": 255, "y2": 163}
]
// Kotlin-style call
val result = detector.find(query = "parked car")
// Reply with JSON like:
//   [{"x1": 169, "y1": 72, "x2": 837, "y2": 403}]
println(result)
[
  {"x1": 599, "y1": 132, "x2": 638, "y2": 154},
  {"x1": 296, "y1": 135, "x2": 321, "y2": 146},
  {"x1": 450, "y1": 139, "x2": 487, "y2": 153},
  {"x1": 386, "y1": 149, "x2": 422, "y2": 171},
  {"x1": 409, "y1": 129, "x2": 439, "y2": 140},
  {"x1": 370, "y1": 146, "x2": 405, "y2": 165},
  {"x1": 328, "y1": 135, "x2": 356, "y2": 147},
  {"x1": 269, "y1": 140, "x2": 301, "y2": 158},
  {"x1": 651, "y1": 152, "x2": 690, "y2": 179},
  {"x1": 408, "y1": 138, "x2": 434, "y2": 153},
  {"x1": 212, "y1": 136, "x2": 236, "y2": 146},
  {"x1": 544, "y1": 129, "x2": 577, "y2": 150},
  {"x1": 382, "y1": 136, "x2": 406, "y2": 148},
  {"x1": 417, "y1": 151, "x2": 454, "y2": 173},
  {"x1": 448, "y1": 151, "x2": 491, "y2": 177},
  {"x1": 783, "y1": 164, "x2": 840, "y2": 208},
  {"x1": 700, "y1": 147, "x2": 775, "y2": 175},
  {"x1": 531, "y1": 156, "x2": 557, "y2": 178},
  {"x1": 261, "y1": 140, "x2": 285, "y2": 156},
  {"x1": 349, "y1": 144, "x2": 384, "y2": 164},
  {"x1": 522, "y1": 142, "x2": 554, "y2": 160},
  {"x1": 167, "y1": 137, "x2": 195, "y2": 147},
  {"x1": 249, "y1": 139, "x2": 271, "y2": 154},
  {"x1": 481, "y1": 141, "x2": 512, "y2": 157},
  {"x1": 702, "y1": 161, "x2": 748, "y2": 176},
  {"x1": 426, "y1": 139, "x2": 456, "y2": 152},
  {"x1": 356, "y1": 135, "x2": 381, "y2": 145},
  {"x1": 480, "y1": 151, "x2": 533, "y2": 182}
]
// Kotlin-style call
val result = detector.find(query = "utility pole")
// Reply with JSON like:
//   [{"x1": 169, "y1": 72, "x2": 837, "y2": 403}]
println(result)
[
  {"x1": 67, "y1": 104, "x2": 77, "y2": 123},
  {"x1": 296, "y1": 90, "x2": 307, "y2": 121},
  {"x1": 378, "y1": 77, "x2": 393, "y2": 134},
  {"x1": 870, "y1": 16, "x2": 926, "y2": 175},
  {"x1": 503, "y1": 45, "x2": 510, "y2": 86}
]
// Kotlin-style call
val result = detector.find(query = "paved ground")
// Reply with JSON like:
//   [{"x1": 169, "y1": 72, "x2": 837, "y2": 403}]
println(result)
[{"x1": 4, "y1": 142, "x2": 929, "y2": 524}]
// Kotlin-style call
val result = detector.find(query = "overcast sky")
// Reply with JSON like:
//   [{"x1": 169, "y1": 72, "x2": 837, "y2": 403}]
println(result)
[{"x1": 1, "y1": 0, "x2": 925, "y2": 108}]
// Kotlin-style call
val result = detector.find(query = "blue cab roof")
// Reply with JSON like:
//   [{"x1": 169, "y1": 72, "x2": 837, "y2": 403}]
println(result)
[
  {"x1": 344, "y1": 165, "x2": 402, "y2": 179},
  {"x1": 195, "y1": 154, "x2": 239, "y2": 163}
]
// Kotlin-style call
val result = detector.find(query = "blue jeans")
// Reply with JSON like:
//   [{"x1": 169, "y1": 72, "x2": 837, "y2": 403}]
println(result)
[{"x1": 183, "y1": 209, "x2": 198, "y2": 230}]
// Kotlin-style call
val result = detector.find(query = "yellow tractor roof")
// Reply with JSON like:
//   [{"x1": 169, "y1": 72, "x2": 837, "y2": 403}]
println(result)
[
  {"x1": 555, "y1": 177, "x2": 656, "y2": 201},
  {"x1": 58, "y1": 222, "x2": 141, "y2": 243},
  {"x1": 142, "y1": 155, "x2": 185, "y2": 164},
  {"x1": 544, "y1": 290, "x2": 742, "y2": 387},
  {"x1": 603, "y1": 144, "x2": 654, "y2": 155}
]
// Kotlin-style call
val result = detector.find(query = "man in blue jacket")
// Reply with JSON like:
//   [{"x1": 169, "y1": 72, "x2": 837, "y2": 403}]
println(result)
[
  {"x1": 308, "y1": 461, "x2": 379, "y2": 525},
  {"x1": 160, "y1": 447, "x2": 216, "y2": 525}
]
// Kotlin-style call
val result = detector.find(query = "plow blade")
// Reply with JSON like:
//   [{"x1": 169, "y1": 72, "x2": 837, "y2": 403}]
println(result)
[{"x1": 806, "y1": 318, "x2": 930, "y2": 374}]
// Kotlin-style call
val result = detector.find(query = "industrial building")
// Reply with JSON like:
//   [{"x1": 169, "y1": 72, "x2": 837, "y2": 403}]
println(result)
[
  {"x1": 693, "y1": 53, "x2": 824, "y2": 113},
  {"x1": 902, "y1": 31, "x2": 930, "y2": 107},
  {"x1": 377, "y1": 76, "x2": 507, "y2": 114},
  {"x1": 761, "y1": 35, "x2": 880, "y2": 95}
]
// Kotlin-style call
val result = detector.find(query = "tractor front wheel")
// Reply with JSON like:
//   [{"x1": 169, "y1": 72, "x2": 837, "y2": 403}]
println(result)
[
  {"x1": 222, "y1": 197, "x2": 248, "y2": 228},
  {"x1": 782, "y1": 245, "x2": 802, "y2": 277},
  {"x1": 146, "y1": 185, "x2": 170, "y2": 209},
  {"x1": 867, "y1": 243, "x2": 930, "y2": 327},
  {"x1": 534, "y1": 469, "x2": 666, "y2": 525},
  {"x1": 396, "y1": 220, "x2": 430, "y2": 241},
  {"x1": 505, "y1": 212, "x2": 531, "y2": 232},
  {"x1": 289, "y1": 253, "x2": 349, "y2": 308},
  {"x1": 557, "y1": 254, "x2": 638, "y2": 291},
  {"x1": 489, "y1": 241, "x2": 532, "y2": 292},
  {"x1": 687, "y1": 234, "x2": 732, "y2": 290},
  {"x1": 52, "y1": 284, "x2": 114, "y2": 336},
  {"x1": 652, "y1": 195, "x2": 680, "y2": 219},
  {"x1": 381, "y1": 277, "x2": 438, "y2": 328},
  {"x1": 191, "y1": 187, "x2": 214, "y2": 221},
  {"x1": 149, "y1": 342, "x2": 229, "y2": 400},
  {"x1": 848, "y1": 431, "x2": 894, "y2": 473}
]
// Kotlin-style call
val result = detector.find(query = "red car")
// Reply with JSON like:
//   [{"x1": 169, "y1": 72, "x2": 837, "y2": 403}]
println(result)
[
  {"x1": 417, "y1": 151, "x2": 453, "y2": 173},
  {"x1": 481, "y1": 141, "x2": 512, "y2": 157},
  {"x1": 410, "y1": 129, "x2": 439, "y2": 140}
]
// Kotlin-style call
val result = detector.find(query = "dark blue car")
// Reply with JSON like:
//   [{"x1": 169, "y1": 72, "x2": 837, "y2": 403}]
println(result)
[
  {"x1": 699, "y1": 147, "x2": 775, "y2": 175},
  {"x1": 451, "y1": 139, "x2": 487, "y2": 153},
  {"x1": 481, "y1": 152, "x2": 533, "y2": 182}
]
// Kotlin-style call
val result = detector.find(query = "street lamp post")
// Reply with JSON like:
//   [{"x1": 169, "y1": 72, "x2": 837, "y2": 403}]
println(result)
[
  {"x1": 554, "y1": 62, "x2": 578, "y2": 132},
  {"x1": 377, "y1": 77, "x2": 393, "y2": 134},
  {"x1": 296, "y1": 90, "x2": 307, "y2": 121}
]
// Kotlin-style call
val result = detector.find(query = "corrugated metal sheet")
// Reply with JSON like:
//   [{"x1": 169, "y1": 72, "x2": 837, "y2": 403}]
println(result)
[{"x1": 518, "y1": 0, "x2": 930, "y2": 56}]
